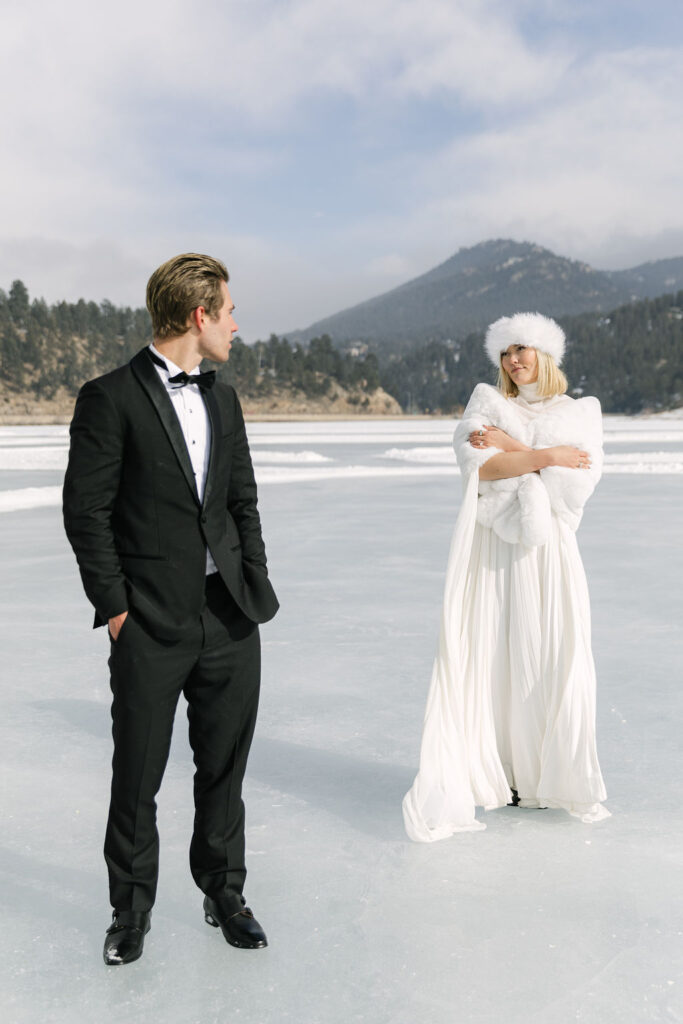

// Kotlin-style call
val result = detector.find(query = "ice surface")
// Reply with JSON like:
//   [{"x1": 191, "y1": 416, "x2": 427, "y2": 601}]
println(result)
[{"x1": 1, "y1": 420, "x2": 682, "y2": 1024}]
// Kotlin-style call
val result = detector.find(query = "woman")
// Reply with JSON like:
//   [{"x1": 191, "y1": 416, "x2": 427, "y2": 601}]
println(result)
[{"x1": 402, "y1": 312, "x2": 609, "y2": 841}]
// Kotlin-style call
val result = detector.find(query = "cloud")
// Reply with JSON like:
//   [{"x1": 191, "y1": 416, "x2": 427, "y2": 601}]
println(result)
[
  {"x1": 388, "y1": 2, "x2": 569, "y2": 105},
  {"x1": 1, "y1": 2, "x2": 682, "y2": 336},
  {"x1": 0, "y1": 238, "x2": 148, "y2": 305},
  {"x1": 364, "y1": 253, "x2": 416, "y2": 279},
  {"x1": 0, "y1": 230, "x2": 345, "y2": 341},
  {"x1": 338, "y1": 44, "x2": 683, "y2": 272},
  {"x1": 1, "y1": 0, "x2": 567, "y2": 222}
]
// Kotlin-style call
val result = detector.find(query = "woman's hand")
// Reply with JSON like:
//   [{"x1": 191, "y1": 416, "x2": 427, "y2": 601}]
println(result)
[
  {"x1": 469, "y1": 426, "x2": 530, "y2": 453},
  {"x1": 547, "y1": 445, "x2": 591, "y2": 469}
]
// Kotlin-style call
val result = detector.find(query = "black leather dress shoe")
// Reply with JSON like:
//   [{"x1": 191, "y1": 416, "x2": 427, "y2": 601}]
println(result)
[
  {"x1": 203, "y1": 895, "x2": 267, "y2": 949},
  {"x1": 103, "y1": 910, "x2": 151, "y2": 965}
]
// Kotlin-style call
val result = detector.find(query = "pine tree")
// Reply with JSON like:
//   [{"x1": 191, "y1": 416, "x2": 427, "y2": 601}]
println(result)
[{"x1": 8, "y1": 280, "x2": 30, "y2": 327}]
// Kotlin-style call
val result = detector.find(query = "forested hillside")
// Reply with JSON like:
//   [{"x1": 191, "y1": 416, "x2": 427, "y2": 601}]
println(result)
[
  {"x1": 0, "y1": 280, "x2": 681, "y2": 418},
  {"x1": 0, "y1": 282, "x2": 391, "y2": 418},
  {"x1": 0, "y1": 280, "x2": 151, "y2": 398},
  {"x1": 380, "y1": 292, "x2": 683, "y2": 414}
]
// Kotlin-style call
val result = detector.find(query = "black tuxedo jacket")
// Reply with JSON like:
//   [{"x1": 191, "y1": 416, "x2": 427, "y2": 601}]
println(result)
[{"x1": 63, "y1": 348, "x2": 278, "y2": 641}]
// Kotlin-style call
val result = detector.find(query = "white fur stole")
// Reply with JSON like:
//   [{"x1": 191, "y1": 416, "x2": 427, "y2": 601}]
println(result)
[{"x1": 453, "y1": 383, "x2": 603, "y2": 547}]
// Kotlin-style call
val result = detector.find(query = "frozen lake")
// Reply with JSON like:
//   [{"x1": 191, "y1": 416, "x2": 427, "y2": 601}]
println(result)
[{"x1": 1, "y1": 417, "x2": 682, "y2": 1023}]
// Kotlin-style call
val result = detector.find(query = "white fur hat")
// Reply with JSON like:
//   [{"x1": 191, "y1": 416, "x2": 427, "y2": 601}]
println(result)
[{"x1": 484, "y1": 312, "x2": 566, "y2": 366}]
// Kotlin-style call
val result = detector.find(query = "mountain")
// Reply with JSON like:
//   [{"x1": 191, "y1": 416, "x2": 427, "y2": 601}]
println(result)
[
  {"x1": 607, "y1": 255, "x2": 683, "y2": 298},
  {"x1": 285, "y1": 239, "x2": 683, "y2": 353}
]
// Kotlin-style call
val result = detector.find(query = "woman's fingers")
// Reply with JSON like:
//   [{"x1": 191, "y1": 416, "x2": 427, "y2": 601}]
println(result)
[{"x1": 469, "y1": 429, "x2": 489, "y2": 448}]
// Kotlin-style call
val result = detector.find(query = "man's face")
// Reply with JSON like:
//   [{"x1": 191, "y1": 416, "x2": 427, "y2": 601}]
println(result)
[{"x1": 198, "y1": 281, "x2": 239, "y2": 363}]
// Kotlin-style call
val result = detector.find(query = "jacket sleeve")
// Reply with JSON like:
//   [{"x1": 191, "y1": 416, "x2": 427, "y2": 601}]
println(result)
[
  {"x1": 227, "y1": 390, "x2": 269, "y2": 571},
  {"x1": 538, "y1": 396, "x2": 603, "y2": 530},
  {"x1": 62, "y1": 380, "x2": 128, "y2": 621}
]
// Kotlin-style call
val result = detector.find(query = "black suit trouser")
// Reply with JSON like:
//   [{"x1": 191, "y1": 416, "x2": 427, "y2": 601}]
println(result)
[{"x1": 104, "y1": 574, "x2": 260, "y2": 912}]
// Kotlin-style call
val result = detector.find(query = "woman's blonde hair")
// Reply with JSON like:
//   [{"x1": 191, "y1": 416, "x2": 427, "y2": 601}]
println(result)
[{"x1": 497, "y1": 348, "x2": 568, "y2": 398}]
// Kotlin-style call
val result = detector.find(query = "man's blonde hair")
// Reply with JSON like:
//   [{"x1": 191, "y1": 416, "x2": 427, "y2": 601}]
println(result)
[
  {"x1": 146, "y1": 253, "x2": 229, "y2": 339},
  {"x1": 497, "y1": 348, "x2": 568, "y2": 398}
]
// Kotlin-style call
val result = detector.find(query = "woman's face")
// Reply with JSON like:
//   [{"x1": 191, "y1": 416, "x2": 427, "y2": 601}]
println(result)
[{"x1": 501, "y1": 344, "x2": 538, "y2": 385}]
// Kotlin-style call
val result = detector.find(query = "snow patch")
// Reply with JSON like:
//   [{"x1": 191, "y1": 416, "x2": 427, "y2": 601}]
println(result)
[
  {"x1": 381, "y1": 446, "x2": 456, "y2": 464},
  {"x1": 248, "y1": 432, "x2": 453, "y2": 446},
  {"x1": 603, "y1": 431, "x2": 683, "y2": 443},
  {"x1": 0, "y1": 446, "x2": 68, "y2": 470},
  {"x1": 256, "y1": 465, "x2": 457, "y2": 484},
  {"x1": 603, "y1": 462, "x2": 683, "y2": 474},
  {"x1": 0, "y1": 486, "x2": 63, "y2": 512},
  {"x1": 251, "y1": 450, "x2": 333, "y2": 465}
]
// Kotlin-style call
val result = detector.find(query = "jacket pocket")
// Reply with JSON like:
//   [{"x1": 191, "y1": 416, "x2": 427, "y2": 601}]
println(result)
[{"x1": 109, "y1": 611, "x2": 133, "y2": 643}]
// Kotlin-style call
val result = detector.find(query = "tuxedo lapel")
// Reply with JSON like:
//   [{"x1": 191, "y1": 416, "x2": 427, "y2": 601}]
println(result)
[
  {"x1": 201, "y1": 387, "x2": 222, "y2": 510},
  {"x1": 130, "y1": 349, "x2": 200, "y2": 505}
]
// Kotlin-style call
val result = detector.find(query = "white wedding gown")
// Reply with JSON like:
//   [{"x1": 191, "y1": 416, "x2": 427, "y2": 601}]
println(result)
[{"x1": 403, "y1": 382, "x2": 610, "y2": 841}]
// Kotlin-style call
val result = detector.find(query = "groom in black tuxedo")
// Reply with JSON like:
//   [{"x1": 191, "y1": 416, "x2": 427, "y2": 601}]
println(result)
[{"x1": 63, "y1": 253, "x2": 278, "y2": 965}]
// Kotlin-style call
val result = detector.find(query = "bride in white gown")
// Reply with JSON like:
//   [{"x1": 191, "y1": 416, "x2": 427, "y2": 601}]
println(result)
[{"x1": 403, "y1": 312, "x2": 610, "y2": 842}]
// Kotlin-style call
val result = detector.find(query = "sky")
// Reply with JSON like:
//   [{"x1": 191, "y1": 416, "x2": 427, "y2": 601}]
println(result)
[{"x1": 1, "y1": 0, "x2": 683, "y2": 340}]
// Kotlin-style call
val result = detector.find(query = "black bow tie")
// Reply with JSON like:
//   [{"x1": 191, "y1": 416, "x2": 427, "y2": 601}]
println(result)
[
  {"x1": 168, "y1": 369, "x2": 216, "y2": 390},
  {"x1": 147, "y1": 348, "x2": 216, "y2": 390}
]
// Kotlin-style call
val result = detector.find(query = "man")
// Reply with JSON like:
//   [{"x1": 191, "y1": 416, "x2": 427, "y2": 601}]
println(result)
[{"x1": 63, "y1": 253, "x2": 278, "y2": 965}]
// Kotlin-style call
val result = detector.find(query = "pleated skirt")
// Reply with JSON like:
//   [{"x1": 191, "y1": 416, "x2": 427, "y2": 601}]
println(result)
[
  {"x1": 403, "y1": 514, "x2": 609, "y2": 841},
  {"x1": 463, "y1": 517, "x2": 608, "y2": 820}
]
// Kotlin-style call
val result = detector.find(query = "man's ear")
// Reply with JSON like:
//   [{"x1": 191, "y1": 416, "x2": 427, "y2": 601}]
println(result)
[{"x1": 190, "y1": 306, "x2": 206, "y2": 330}]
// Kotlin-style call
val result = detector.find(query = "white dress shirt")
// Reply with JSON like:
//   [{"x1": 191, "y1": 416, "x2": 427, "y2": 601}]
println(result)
[{"x1": 149, "y1": 344, "x2": 217, "y2": 575}]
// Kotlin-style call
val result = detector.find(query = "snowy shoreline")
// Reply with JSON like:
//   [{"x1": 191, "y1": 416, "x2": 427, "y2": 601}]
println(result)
[{"x1": 1, "y1": 418, "x2": 682, "y2": 514}]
